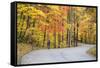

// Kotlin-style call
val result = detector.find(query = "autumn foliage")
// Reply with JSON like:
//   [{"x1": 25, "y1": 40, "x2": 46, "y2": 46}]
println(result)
[{"x1": 17, "y1": 3, "x2": 96, "y2": 49}]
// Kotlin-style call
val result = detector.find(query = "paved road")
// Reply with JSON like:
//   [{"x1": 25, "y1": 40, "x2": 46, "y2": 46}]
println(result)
[{"x1": 21, "y1": 44, "x2": 96, "y2": 64}]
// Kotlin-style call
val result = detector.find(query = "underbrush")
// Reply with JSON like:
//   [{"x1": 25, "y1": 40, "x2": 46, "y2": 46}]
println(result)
[
  {"x1": 17, "y1": 43, "x2": 33, "y2": 64},
  {"x1": 87, "y1": 46, "x2": 96, "y2": 56}
]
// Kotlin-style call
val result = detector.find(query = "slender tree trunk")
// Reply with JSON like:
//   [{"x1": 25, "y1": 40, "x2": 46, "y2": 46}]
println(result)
[
  {"x1": 20, "y1": 14, "x2": 28, "y2": 43},
  {"x1": 43, "y1": 27, "x2": 46, "y2": 47},
  {"x1": 62, "y1": 33, "x2": 64, "y2": 42},
  {"x1": 54, "y1": 23, "x2": 56, "y2": 48},
  {"x1": 73, "y1": 9, "x2": 78, "y2": 47},
  {"x1": 88, "y1": 25, "x2": 90, "y2": 43},
  {"x1": 62, "y1": 23, "x2": 64, "y2": 43},
  {"x1": 58, "y1": 33, "x2": 61, "y2": 48},
  {"x1": 26, "y1": 16, "x2": 31, "y2": 44},
  {"x1": 81, "y1": 36, "x2": 82, "y2": 43},
  {"x1": 54, "y1": 32, "x2": 56, "y2": 48},
  {"x1": 66, "y1": 7, "x2": 71, "y2": 47},
  {"x1": 74, "y1": 19, "x2": 76, "y2": 47},
  {"x1": 76, "y1": 22, "x2": 78, "y2": 46},
  {"x1": 66, "y1": 31, "x2": 68, "y2": 47},
  {"x1": 37, "y1": 39, "x2": 39, "y2": 47},
  {"x1": 85, "y1": 33, "x2": 86, "y2": 43},
  {"x1": 47, "y1": 33, "x2": 50, "y2": 49},
  {"x1": 27, "y1": 16, "x2": 30, "y2": 29},
  {"x1": 18, "y1": 12, "x2": 24, "y2": 42},
  {"x1": 67, "y1": 29, "x2": 70, "y2": 47},
  {"x1": 86, "y1": 32, "x2": 88, "y2": 43}
]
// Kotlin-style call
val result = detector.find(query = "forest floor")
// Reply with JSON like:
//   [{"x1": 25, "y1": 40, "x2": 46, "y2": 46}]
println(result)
[{"x1": 21, "y1": 43, "x2": 96, "y2": 64}]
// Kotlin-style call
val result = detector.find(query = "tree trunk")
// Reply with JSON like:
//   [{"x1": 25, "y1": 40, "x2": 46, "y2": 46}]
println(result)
[
  {"x1": 76, "y1": 22, "x2": 78, "y2": 46},
  {"x1": 26, "y1": 16, "x2": 30, "y2": 29},
  {"x1": 58, "y1": 33, "x2": 61, "y2": 48},
  {"x1": 43, "y1": 27, "x2": 46, "y2": 47},
  {"x1": 47, "y1": 33, "x2": 50, "y2": 49},
  {"x1": 54, "y1": 32, "x2": 56, "y2": 48},
  {"x1": 66, "y1": 7, "x2": 71, "y2": 47},
  {"x1": 67, "y1": 29, "x2": 71, "y2": 47}
]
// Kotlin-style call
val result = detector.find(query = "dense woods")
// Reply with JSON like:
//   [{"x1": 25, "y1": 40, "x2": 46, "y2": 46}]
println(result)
[{"x1": 17, "y1": 3, "x2": 96, "y2": 49}]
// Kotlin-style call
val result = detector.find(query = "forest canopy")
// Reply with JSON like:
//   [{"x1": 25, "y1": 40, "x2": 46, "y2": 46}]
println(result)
[{"x1": 17, "y1": 3, "x2": 97, "y2": 49}]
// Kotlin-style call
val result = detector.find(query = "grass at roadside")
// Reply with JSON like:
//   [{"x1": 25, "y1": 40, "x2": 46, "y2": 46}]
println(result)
[
  {"x1": 17, "y1": 43, "x2": 33, "y2": 64},
  {"x1": 87, "y1": 46, "x2": 96, "y2": 57}
]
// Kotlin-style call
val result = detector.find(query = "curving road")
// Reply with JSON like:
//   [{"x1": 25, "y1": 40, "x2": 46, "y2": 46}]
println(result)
[{"x1": 21, "y1": 44, "x2": 96, "y2": 64}]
